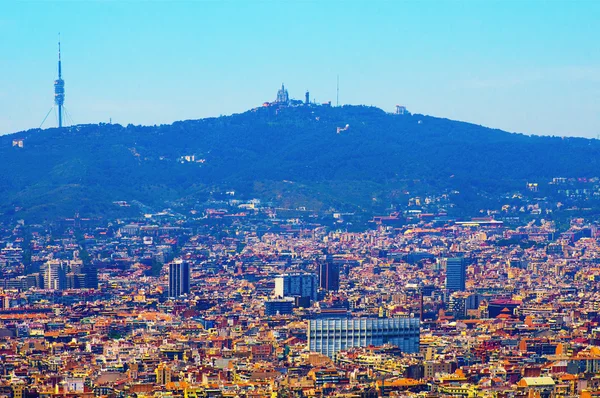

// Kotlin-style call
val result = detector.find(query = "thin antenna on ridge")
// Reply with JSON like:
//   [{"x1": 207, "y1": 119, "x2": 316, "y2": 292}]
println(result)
[
  {"x1": 336, "y1": 75, "x2": 339, "y2": 107},
  {"x1": 58, "y1": 33, "x2": 61, "y2": 77}
]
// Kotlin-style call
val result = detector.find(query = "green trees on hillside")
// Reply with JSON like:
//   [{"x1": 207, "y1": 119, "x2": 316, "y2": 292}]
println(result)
[{"x1": 0, "y1": 105, "x2": 599, "y2": 221}]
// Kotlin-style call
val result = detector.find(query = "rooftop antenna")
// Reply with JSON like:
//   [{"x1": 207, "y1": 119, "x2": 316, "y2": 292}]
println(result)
[
  {"x1": 54, "y1": 33, "x2": 65, "y2": 128},
  {"x1": 336, "y1": 74, "x2": 339, "y2": 107}
]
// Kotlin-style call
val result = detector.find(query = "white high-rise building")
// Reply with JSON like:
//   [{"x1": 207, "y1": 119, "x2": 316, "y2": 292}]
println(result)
[
  {"x1": 274, "y1": 272, "x2": 317, "y2": 301},
  {"x1": 41, "y1": 260, "x2": 67, "y2": 290}
]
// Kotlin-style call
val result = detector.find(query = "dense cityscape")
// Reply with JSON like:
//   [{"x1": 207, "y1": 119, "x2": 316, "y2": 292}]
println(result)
[
  {"x1": 1, "y1": 178, "x2": 600, "y2": 398},
  {"x1": 3, "y1": 2, "x2": 599, "y2": 397}
]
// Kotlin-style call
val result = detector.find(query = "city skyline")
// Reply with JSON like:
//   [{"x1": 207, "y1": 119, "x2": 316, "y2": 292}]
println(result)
[
  {"x1": 2, "y1": 2, "x2": 600, "y2": 395},
  {"x1": 1, "y1": 1, "x2": 599, "y2": 137}
]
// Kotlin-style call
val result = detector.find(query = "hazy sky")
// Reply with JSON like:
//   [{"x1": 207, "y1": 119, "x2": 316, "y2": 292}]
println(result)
[{"x1": 1, "y1": 1, "x2": 599, "y2": 137}]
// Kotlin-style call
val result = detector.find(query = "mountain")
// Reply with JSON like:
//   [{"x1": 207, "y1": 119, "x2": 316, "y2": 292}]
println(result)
[{"x1": 1, "y1": 105, "x2": 599, "y2": 221}]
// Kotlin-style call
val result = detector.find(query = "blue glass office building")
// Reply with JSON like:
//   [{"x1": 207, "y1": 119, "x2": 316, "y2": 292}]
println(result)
[
  {"x1": 308, "y1": 317, "x2": 420, "y2": 359},
  {"x1": 445, "y1": 257, "x2": 466, "y2": 292}
]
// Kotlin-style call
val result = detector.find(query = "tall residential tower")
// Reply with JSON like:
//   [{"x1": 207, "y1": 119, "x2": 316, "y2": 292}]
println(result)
[
  {"x1": 445, "y1": 257, "x2": 467, "y2": 292},
  {"x1": 319, "y1": 255, "x2": 340, "y2": 292},
  {"x1": 168, "y1": 260, "x2": 190, "y2": 298}
]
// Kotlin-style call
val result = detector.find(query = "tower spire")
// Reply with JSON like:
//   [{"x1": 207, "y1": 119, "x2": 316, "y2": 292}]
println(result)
[
  {"x1": 336, "y1": 74, "x2": 339, "y2": 107},
  {"x1": 58, "y1": 34, "x2": 61, "y2": 79},
  {"x1": 54, "y1": 34, "x2": 65, "y2": 128}
]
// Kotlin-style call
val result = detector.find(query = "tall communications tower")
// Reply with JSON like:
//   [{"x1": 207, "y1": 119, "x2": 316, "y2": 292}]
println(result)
[{"x1": 54, "y1": 38, "x2": 65, "y2": 128}]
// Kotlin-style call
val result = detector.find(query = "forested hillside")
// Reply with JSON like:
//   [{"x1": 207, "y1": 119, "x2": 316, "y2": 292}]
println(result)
[{"x1": 1, "y1": 105, "x2": 599, "y2": 220}]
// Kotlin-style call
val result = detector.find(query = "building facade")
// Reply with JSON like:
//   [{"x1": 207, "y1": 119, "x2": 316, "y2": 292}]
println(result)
[
  {"x1": 265, "y1": 298, "x2": 294, "y2": 316},
  {"x1": 168, "y1": 260, "x2": 190, "y2": 298},
  {"x1": 41, "y1": 260, "x2": 67, "y2": 290},
  {"x1": 308, "y1": 317, "x2": 420, "y2": 359},
  {"x1": 445, "y1": 257, "x2": 466, "y2": 291},
  {"x1": 319, "y1": 257, "x2": 340, "y2": 292},
  {"x1": 274, "y1": 273, "x2": 317, "y2": 301}
]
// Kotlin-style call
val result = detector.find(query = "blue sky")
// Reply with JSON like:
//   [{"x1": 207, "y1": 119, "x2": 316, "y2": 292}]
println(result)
[{"x1": 1, "y1": 1, "x2": 599, "y2": 137}]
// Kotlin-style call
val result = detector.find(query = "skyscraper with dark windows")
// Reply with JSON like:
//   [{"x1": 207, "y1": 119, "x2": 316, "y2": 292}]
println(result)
[
  {"x1": 82, "y1": 263, "x2": 98, "y2": 289},
  {"x1": 319, "y1": 255, "x2": 340, "y2": 292},
  {"x1": 445, "y1": 257, "x2": 467, "y2": 292},
  {"x1": 168, "y1": 260, "x2": 190, "y2": 298}
]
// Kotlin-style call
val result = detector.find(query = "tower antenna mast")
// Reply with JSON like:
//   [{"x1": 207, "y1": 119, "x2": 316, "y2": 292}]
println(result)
[
  {"x1": 336, "y1": 75, "x2": 339, "y2": 107},
  {"x1": 54, "y1": 33, "x2": 65, "y2": 128}
]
